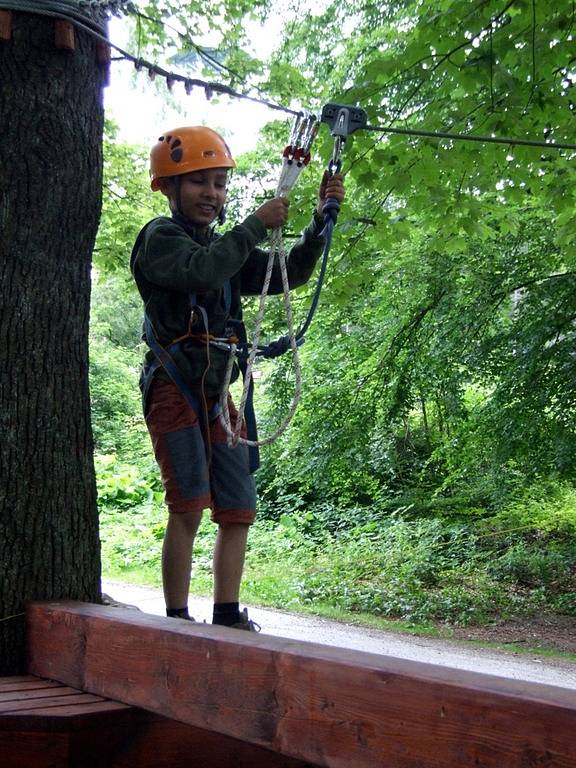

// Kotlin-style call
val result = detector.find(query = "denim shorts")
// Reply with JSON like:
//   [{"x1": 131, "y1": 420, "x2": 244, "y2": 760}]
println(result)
[{"x1": 145, "y1": 379, "x2": 257, "y2": 525}]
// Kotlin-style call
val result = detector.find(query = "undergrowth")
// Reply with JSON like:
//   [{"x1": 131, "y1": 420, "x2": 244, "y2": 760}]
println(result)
[{"x1": 98, "y1": 455, "x2": 576, "y2": 628}]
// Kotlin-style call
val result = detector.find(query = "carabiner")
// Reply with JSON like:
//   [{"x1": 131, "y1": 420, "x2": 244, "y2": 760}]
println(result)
[{"x1": 329, "y1": 135, "x2": 344, "y2": 175}]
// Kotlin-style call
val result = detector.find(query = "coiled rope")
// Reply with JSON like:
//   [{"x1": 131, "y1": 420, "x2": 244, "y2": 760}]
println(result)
[{"x1": 218, "y1": 115, "x2": 324, "y2": 449}]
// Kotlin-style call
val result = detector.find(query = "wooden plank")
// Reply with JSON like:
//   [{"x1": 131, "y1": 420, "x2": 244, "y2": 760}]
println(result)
[
  {"x1": 26, "y1": 601, "x2": 576, "y2": 768},
  {"x1": 0, "y1": 676, "x2": 315, "y2": 767},
  {"x1": 0, "y1": 683, "x2": 92, "y2": 703},
  {"x1": 7, "y1": 699, "x2": 133, "y2": 720},
  {"x1": 0, "y1": 10, "x2": 12, "y2": 41},
  {"x1": 0, "y1": 676, "x2": 61, "y2": 693},
  {"x1": 0, "y1": 675, "x2": 43, "y2": 684},
  {"x1": 0, "y1": 692, "x2": 113, "y2": 714},
  {"x1": 54, "y1": 20, "x2": 75, "y2": 51},
  {"x1": 0, "y1": 699, "x2": 139, "y2": 734},
  {"x1": 0, "y1": 676, "x2": 134, "y2": 732}
]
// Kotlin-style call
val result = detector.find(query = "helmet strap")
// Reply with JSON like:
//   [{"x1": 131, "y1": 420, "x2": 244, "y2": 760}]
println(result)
[
  {"x1": 173, "y1": 175, "x2": 184, "y2": 217},
  {"x1": 217, "y1": 207, "x2": 226, "y2": 226}
]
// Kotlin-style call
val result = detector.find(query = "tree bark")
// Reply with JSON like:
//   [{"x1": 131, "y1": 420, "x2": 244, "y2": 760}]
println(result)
[{"x1": 0, "y1": 12, "x2": 105, "y2": 674}]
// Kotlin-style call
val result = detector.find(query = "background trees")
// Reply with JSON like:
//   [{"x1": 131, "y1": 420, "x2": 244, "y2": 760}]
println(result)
[
  {"x1": 94, "y1": 0, "x2": 575, "y2": 627},
  {"x1": 253, "y1": 0, "x2": 576, "y2": 507}
]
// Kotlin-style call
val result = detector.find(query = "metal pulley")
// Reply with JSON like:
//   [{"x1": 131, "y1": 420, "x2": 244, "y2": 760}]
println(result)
[{"x1": 320, "y1": 103, "x2": 368, "y2": 173}]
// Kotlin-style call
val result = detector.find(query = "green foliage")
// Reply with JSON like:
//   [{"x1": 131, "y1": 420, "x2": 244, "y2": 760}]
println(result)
[
  {"x1": 96, "y1": 121, "x2": 165, "y2": 276},
  {"x1": 97, "y1": 453, "x2": 163, "y2": 578},
  {"x1": 488, "y1": 541, "x2": 570, "y2": 590},
  {"x1": 97, "y1": 453, "x2": 218, "y2": 593},
  {"x1": 96, "y1": 454, "x2": 161, "y2": 508},
  {"x1": 254, "y1": 1, "x2": 576, "y2": 509},
  {"x1": 93, "y1": 0, "x2": 576, "y2": 632},
  {"x1": 89, "y1": 274, "x2": 148, "y2": 457},
  {"x1": 280, "y1": 514, "x2": 491, "y2": 625},
  {"x1": 489, "y1": 481, "x2": 576, "y2": 536},
  {"x1": 99, "y1": 478, "x2": 576, "y2": 626},
  {"x1": 89, "y1": 339, "x2": 144, "y2": 456},
  {"x1": 250, "y1": 495, "x2": 575, "y2": 625},
  {"x1": 90, "y1": 122, "x2": 159, "y2": 457}
]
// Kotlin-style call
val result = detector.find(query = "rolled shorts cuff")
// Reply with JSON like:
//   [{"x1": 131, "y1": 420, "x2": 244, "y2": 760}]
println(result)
[
  {"x1": 166, "y1": 495, "x2": 211, "y2": 516},
  {"x1": 211, "y1": 507, "x2": 257, "y2": 526}
]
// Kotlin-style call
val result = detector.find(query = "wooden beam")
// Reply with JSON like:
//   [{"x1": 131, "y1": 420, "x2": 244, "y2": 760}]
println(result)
[
  {"x1": 27, "y1": 602, "x2": 576, "y2": 768},
  {"x1": 0, "y1": 10, "x2": 12, "y2": 41},
  {"x1": 54, "y1": 20, "x2": 75, "y2": 51}
]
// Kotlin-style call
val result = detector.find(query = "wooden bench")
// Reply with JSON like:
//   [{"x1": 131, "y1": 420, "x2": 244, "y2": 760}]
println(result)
[
  {"x1": 21, "y1": 601, "x2": 576, "y2": 768},
  {"x1": 0, "y1": 674, "x2": 315, "y2": 767}
]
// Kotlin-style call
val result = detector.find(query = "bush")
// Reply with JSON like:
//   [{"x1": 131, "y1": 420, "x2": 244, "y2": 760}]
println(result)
[{"x1": 488, "y1": 541, "x2": 572, "y2": 588}]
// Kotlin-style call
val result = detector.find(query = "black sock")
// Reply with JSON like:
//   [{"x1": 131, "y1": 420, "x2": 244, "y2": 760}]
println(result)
[
  {"x1": 167, "y1": 607, "x2": 191, "y2": 620},
  {"x1": 212, "y1": 601, "x2": 240, "y2": 627}
]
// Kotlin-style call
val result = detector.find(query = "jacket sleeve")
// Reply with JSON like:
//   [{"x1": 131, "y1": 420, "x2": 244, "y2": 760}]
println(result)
[
  {"x1": 138, "y1": 215, "x2": 268, "y2": 293},
  {"x1": 239, "y1": 211, "x2": 326, "y2": 296}
]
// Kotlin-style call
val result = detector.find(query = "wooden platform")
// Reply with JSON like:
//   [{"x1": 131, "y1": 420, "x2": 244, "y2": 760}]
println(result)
[
  {"x1": 23, "y1": 601, "x2": 576, "y2": 768},
  {"x1": 0, "y1": 675, "x2": 315, "y2": 767}
]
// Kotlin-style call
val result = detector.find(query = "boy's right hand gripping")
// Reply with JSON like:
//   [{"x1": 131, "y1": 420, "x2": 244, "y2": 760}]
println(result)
[{"x1": 254, "y1": 197, "x2": 290, "y2": 229}]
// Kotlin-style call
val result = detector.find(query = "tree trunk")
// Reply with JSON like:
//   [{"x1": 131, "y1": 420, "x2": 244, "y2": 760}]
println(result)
[
  {"x1": 0, "y1": 13, "x2": 105, "y2": 674},
  {"x1": 420, "y1": 393, "x2": 430, "y2": 448}
]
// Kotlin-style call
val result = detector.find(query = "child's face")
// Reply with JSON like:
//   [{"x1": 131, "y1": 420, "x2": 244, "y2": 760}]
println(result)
[{"x1": 170, "y1": 168, "x2": 229, "y2": 228}]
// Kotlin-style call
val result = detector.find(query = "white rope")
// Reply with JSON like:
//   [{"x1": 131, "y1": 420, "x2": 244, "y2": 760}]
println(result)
[
  {"x1": 219, "y1": 221, "x2": 302, "y2": 448},
  {"x1": 218, "y1": 116, "x2": 319, "y2": 449}
]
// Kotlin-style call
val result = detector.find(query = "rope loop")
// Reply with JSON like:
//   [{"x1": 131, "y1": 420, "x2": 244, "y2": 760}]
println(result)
[{"x1": 321, "y1": 197, "x2": 340, "y2": 223}]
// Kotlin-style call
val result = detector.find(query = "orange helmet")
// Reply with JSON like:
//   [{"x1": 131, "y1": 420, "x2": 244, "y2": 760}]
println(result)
[{"x1": 149, "y1": 126, "x2": 236, "y2": 190}]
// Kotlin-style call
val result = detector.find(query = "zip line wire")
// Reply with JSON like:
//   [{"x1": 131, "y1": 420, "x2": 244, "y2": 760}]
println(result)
[
  {"x1": 1, "y1": 0, "x2": 575, "y2": 151},
  {"x1": 363, "y1": 123, "x2": 576, "y2": 152}
]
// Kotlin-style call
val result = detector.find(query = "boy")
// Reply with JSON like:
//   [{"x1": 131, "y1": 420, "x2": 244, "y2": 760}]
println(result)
[{"x1": 130, "y1": 125, "x2": 345, "y2": 629}]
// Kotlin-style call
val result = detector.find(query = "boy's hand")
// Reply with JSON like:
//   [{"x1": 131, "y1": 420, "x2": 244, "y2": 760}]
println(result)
[
  {"x1": 254, "y1": 197, "x2": 290, "y2": 229},
  {"x1": 317, "y1": 172, "x2": 345, "y2": 216}
]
